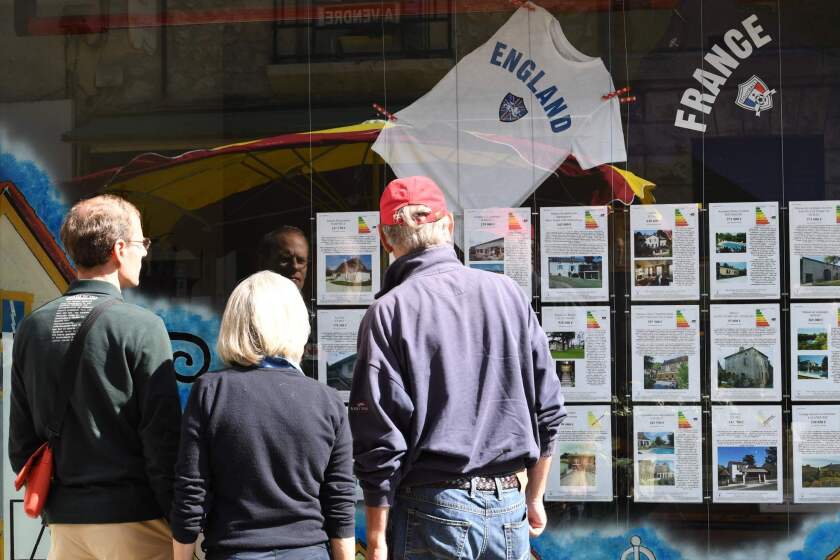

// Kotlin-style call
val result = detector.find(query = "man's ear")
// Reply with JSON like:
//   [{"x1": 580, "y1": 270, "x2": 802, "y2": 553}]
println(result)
[
  {"x1": 446, "y1": 213, "x2": 455, "y2": 235},
  {"x1": 112, "y1": 239, "x2": 128, "y2": 268},
  {"x1": 379, "y1": 228, "x2": 394, "y2": 254}
]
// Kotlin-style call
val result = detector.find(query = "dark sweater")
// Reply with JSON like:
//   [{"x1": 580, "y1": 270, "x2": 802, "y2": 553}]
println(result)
[
  {"x1": 349, "y1": 246, "x2": 566, "y2": 507},
  {"x1": 171, "y1": 365, "x2": 355, "y2": 554},
  {"x1": 8, "y1": 280, "x2": 182, "y2": 523}
]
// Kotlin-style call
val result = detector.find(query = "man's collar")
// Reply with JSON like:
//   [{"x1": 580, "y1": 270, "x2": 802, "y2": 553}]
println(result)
[
  {"x1": 66, "y1": 280, "x2": 124, "y2": 300},
  {"x1": 377, "y1": 245, "x2": 461, "y2": 298}
]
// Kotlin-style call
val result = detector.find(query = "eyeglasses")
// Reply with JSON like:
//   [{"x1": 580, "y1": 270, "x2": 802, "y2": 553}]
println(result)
[{"x1": 126, "y1": 238, "x2": 152, "y2": 251}]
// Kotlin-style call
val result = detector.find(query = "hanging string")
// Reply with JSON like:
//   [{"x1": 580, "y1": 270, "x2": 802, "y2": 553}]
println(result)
[
  {"x1": 372, "y1": 102, "x2": 397, "y2": 122},
  {"x1": 508, "y1": 0, "x2": 535, "y2": 11},
  {"x1": 602, "y1": 86, "x2": 636, "y2": 104}
]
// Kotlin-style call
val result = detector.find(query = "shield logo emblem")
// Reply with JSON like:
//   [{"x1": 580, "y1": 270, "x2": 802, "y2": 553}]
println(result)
[
  {"x1": 735, "y1": 75, "x2": 776, "y2": 116},
  {"x1": 499, "y1": 93, "x2": 528, "y2": 122}
]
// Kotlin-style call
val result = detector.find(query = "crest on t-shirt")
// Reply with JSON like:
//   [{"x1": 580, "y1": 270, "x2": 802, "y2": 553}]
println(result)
[
  {"x1": 735, "y1": 75, "x2": 776, "y2": 116},
  {"x1": 499, "y1": 93, "x2": 528, "y2": 122}
]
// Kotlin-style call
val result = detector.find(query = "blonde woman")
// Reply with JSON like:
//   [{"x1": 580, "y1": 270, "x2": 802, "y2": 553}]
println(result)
[{"x1": 171, "y1": 271, "x2": 355, "y2": 560}]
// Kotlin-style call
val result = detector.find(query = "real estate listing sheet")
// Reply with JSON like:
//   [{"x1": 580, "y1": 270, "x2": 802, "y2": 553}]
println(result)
[
  {"x1": 541, "y1": 305, "x2": 612, "y2": 402},
  {"x1": 633, "y1": 405, "x2": 703, "y2": 503},
  {"x1": 316, "y1": 212, "x2": 381, "y2": 305},
  {"x1": 710, "y1": 304, "x2": 782, "y2": 402},
  {"x1": 793, "y1": 405, "x2": 840, "y2": 504},
  {"x1": 630, "y1": 204, "x2": 700, "y2": 301},
  {"x1": 540, "y1": 206, "x2": 610, "y2": 302},
  {"x1": 631, "y1": 305, "x2": 701, "y2": 402},
  {"x1": 316, "y1": 308, "x2": 365, "y2": 401},
  {"x1": 464, "y1": 208, "x2": 531, "y2": 297},
  {"x1": 708, "y1": 202, "x2": 780, "y2": 300},
  {"x1": 788, "y1": 201, "x2": 840, "y2": 299},
  {"x1": 712, "y1": 405, "x2": 783, "y2": 504},
  {"x1": 790, "y1": 303, "x2": 840, "y2": 401},
  {"x1": 545, "y1": 404, "x2": 613, "y2": 502}
]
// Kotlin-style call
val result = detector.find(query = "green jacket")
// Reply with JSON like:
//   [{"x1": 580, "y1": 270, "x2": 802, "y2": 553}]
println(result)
[{"x1": 9, "y1": 280, "x2": 182, "y2": 523}]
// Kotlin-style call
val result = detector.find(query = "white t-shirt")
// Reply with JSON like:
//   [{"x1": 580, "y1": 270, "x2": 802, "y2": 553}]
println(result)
[{"x1": 373, "y1": 4, "x2": 626, "y2": 212}]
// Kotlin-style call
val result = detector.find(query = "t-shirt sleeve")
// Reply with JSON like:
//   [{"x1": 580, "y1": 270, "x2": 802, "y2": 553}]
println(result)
[{"x1": 572, "y1": 97, "x2": 627, "y2": 169}]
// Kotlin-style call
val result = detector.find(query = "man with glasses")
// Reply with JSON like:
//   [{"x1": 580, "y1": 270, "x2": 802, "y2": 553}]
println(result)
[{"x1": 9, "y1": 194, "x2": 181, "y2": 560}]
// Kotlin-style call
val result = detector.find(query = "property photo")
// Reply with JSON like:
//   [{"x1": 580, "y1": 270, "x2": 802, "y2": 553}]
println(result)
[
  {"x1": 557, "y1": 444, "x2": 597, "y2": 487},
  {"x1": 643, "y1": 355, "x2": 689, "y2": 390},
  {"x1": 634, "y1": 229, "x2": 673, "y2": 258},
  {"x1": 470, "y1": 262, "x2": 505, "y2": 274},
  {"x1": 548, "y1": 331, "x2": 585, "y2": 360},
  {"x1": 556, "y1": 360, "x2": 575, "y2": 387},
  {"x1": 798, "y1": 328, "x2": 829, "y2": 351},
  {"x1": 800, "y1": 256, "x2": 840, "y2": 286},
  {"x1": 326, "y1": 352, "x2": 356, "y2": 391},
  {"x1": 717, "y1": 446, "x2": 778, "y2": 491},
  {"x1": 548, "y1": 256, "x2": 603, "y2": 289},
  {"x1": 716, "y1": 232, "x2": 747, "y2": 253},
  {"x1": 634, "y1": 259, "x2": 673, "y2": 286},
  {"x1": 637, "y1": 432, "x2": 675, "y2": 455},
  {"x1": 798, "y1": 354, "x2": 829, "y2": 380},
  {"x1": 716, "y1": 261, "x2": 747, "y2": 281},
  {"x1": 469, "y1": 232, "x2": 505, "y2": 261},
  {"x1": 324, "y1": 254, "x2": 373, "y2": 292},
  {"x1": 717, "y1": 346, "x2": 773, "y2": 389},
  {"x1": 802, "y1": 457, "x2": 840, "y2": 488},
  {"x1": 638, "y1": 459, "x2": 676, "y2": 486}
]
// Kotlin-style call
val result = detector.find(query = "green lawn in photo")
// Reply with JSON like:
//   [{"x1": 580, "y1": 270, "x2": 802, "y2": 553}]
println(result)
[
  {"x1": 811, "y1": 279, "x2": 840, "y2": 286},
  {"x1": 799, "y1": 332, "x2": 828, "y2": 350},
  {"x1": 549, "y1": 276, "x2": 602, "y2": 289},
  {"x1": 551, "y1": 347, "x2": 584, "y2": 360},
  {"x1": 329, "y1": 280, "x2": 372, "y2": 287}
]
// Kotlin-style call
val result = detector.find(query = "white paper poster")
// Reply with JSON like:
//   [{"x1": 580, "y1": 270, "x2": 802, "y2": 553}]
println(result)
[
  {"x1": 630, "y1": 204, "x2": 700, "y2": 301},
  {"x1": 316, "y1": 309, "x2": 366, "y2": 401},
  {"x1": 540, "y1": 206, "x2": 609, "y2": 302},
  {"x1": 316, "y1": 212, "x2": 381, "y2": 305},
  {"x1": 793, "y1": 405, "x2": 840, "y2": 504},
  {"x1": 631, "y1": 305, "x2": 701, "y2": 402},
  {"x1": 789, "y1": 201, "x2": 840, "y2": 299},
  {"x1": 708, "y1": 202, "x2": 780, "y2": 300},
  {"x1": 790, "y1": 303, "x2": 840, "y2": 401},
  {"x1": 545, "y1": 405, "x2": 613, "y2": 502},
  {"x1": 712, "y1": 405, "x2": 783, "y2": 504},
  {"x1": 710, "y1": 304, "x2": 782, "y2": 402},
  {"x1": 633, "y1": 405, "x2": 703, "y2": 503},
  {"x1": 541, "y1": 306, "x2": 611, "y2": 402},
  {"x1": 465, "y1": 208, "x2": 532, "y2": 296}
]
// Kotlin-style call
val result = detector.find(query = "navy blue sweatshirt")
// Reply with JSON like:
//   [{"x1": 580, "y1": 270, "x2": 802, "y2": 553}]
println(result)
[
  {"x1": 348, "y1": 245, "x2": 566, "y2": 507},
  {"x1": 171, "y1": 365, "x2": 355, "y2": 553}
]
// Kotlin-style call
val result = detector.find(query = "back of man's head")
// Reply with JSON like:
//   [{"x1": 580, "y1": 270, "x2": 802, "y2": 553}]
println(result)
[
  {"x1": 60, "y1": 195, "x2": 140, "y2": 269},
  {"x1": 380, "y1": 176, "x2": 453, "y2": 255}
]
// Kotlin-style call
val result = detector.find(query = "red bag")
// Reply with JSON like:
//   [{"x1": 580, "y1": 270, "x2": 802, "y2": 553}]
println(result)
[{"x1": 14, "y1": 442, "x2": 54, "y2": 518}]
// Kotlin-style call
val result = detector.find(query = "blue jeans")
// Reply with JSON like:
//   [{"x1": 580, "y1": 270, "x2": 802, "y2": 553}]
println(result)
[
  {"x1": 207, "y1": 542, "x2": 330, "y2": 560},
  {"x1": 388, "y1": 483, "x2": 529, "y2": 560}
]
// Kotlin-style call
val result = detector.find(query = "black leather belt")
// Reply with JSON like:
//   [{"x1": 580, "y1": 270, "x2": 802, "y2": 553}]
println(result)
[{"x1": 424, "y1": 473, "x2": 521, "y2": 492}]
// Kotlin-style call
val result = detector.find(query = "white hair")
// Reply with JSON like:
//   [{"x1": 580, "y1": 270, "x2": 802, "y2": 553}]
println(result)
[
  {"x1": 380, "y1": 204, "x2": 453, "y2": 254},
  {"x1": 217, "y1": 271, "x2": 310, "y2": 367}
]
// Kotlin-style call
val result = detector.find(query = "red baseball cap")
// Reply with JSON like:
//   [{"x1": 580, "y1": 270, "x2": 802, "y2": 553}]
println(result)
[{"x1": 380, "y1": 176, "x2": 449, "y2": 226}]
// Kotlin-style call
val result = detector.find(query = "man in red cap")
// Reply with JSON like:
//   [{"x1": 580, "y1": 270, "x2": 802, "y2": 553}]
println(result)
[{"x1": 349, "y1": 176, "x2": 566, "y2": 560}]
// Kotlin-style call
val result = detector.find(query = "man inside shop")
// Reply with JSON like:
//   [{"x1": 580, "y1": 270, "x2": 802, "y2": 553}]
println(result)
[
  {"x1": 349, "y1": 176, "x2": 566, "y2": 560},
  {"x1": 258, "y1": 225, "x2": 310, "y2": 292}
]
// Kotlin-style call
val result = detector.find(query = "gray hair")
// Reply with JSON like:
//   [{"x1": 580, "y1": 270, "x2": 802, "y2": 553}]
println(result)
[
  {"x1": 216, "y1": 271, "x2": 310, "y2": 367},
  {"x1": 380, "y1": 204, "x2": 453, "y2": 254}
]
